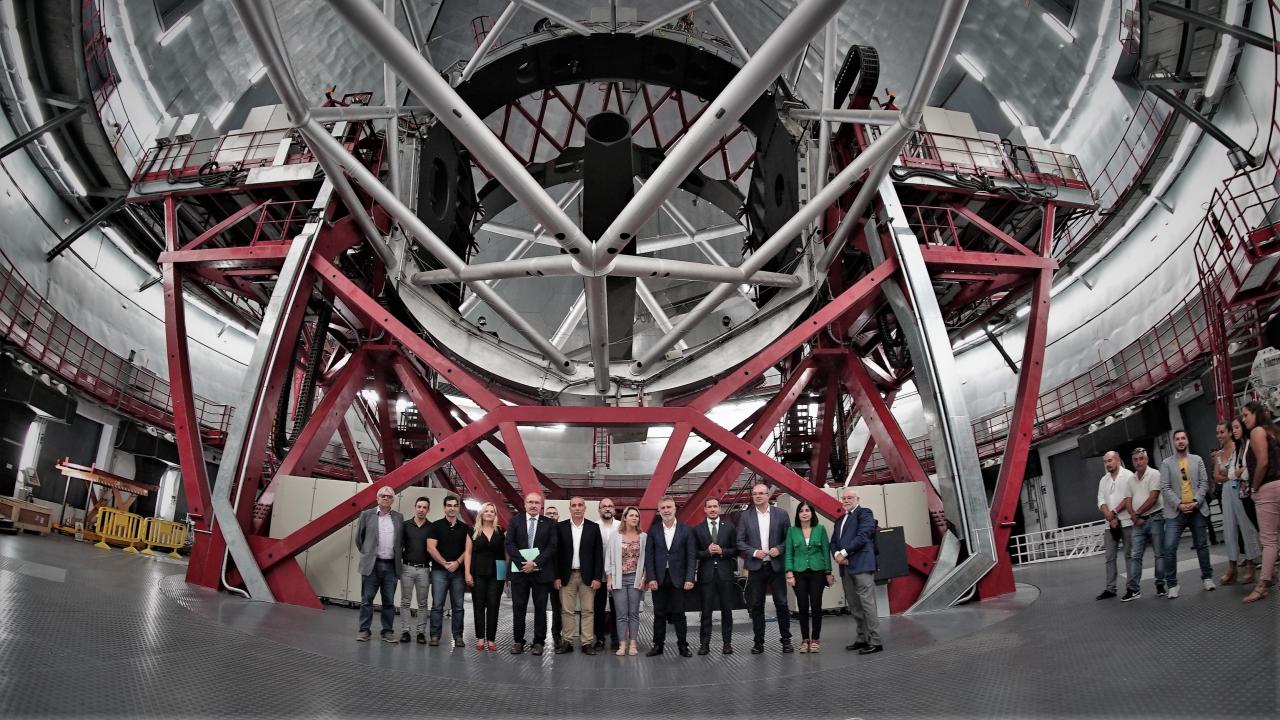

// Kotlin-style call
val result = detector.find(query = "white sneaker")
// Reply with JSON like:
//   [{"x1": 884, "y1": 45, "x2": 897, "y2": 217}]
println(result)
[
  {"x1": 1202, "y1": 578, "x2": 1216, "y2": 591},
  {"x1": 1167, "y1": 585, "x2": 1180, "y2": 599}
]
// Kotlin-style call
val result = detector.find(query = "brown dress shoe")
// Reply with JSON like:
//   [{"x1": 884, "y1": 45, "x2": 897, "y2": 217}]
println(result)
[
  {"x1": 510, "y1": 643, "x2": 525, "y2": 654},
  {"x1": 530, "y1": 643, "x2": 544, "y2": 656}
]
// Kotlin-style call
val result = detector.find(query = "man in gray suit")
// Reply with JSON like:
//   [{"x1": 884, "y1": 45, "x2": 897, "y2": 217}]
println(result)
[
  {"x1": 355, "y1": 486, "x2": 404, "y2": 641},
  {"x1": 1158, "y1": 430, "x2": 1216, "y2": 598},
  {"x1": 735, "y1": 483, "x2": 794, "y2": 654}
]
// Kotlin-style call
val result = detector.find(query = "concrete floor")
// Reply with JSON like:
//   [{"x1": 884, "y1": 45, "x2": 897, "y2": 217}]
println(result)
[{"x1": 0, "y1": 532, "x2": 1275, "y2": 718}]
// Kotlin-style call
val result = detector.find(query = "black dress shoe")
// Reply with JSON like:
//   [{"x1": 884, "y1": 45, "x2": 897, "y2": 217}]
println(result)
[
  {"x1": 416, "y1": 632, "x2": 426, "y2": 644},
  {"x1": 399, "y1": 631, "x2": 411, "y2": 643},
  {"x1": 750, "y1": 644, "x2": 764, "y2": 654},
  {"x1": 510, "y1": 643, "x2": 525, "y2": 654},
  {"x1": 555, "y1": 643, "x2": 572, "y2": 654},
  {"x1": 781, "y1": 643, "x2": 795, "y2": 653},
  {"x1": 645, "y1": 646, "x2": 664, "y2": 657},
  {"x1": 697, "y1": 644, "x2": 710, "y2": 656},
  {"x1": 530, "y1": 643, "x2": 544, "y2": 656},
  {"x1": 582, "y1": 645, "x2": 596, "y2": 656},
  {"x1": 858, "y1": 644, "x2": 884, "y2": 655},
  {"x1": 594, "y1": 638, "x2": 605, "y2": 650},
  {"x1": 846, "y1": 641, "x2": 869, "y2": 652},
  {"x1": 679, "y1": 646, "x2": 693, "y2": 657},
  {"x1": 722, "y1": 644, "x2": 733, "y2": 655}
]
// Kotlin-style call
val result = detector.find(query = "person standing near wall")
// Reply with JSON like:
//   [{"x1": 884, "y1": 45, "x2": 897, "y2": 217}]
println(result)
[
  {"x1": 465, "y1": 501, "x2": 505, "y2": 651},
  {"x1": 399, "y1": 496, "x2": 433, "y2": 643},
  {"x1": 1124, "y1": 449, "x2": 1165, "y2": 601},
  {"x1": 605, "y1": 506, "x2": 646, "y2": 656},
  {"x1": 355, "y1": 486, "x2": 403, "y2": 643},
  {"x1": 1096, "y1": 451, "x2": 1134, "y2": 600},
  {"x1": 1159, "y1": 430, "x2": 1215, "y2": 597},
  {"x1": 1242, "y1": 401, "x2": 1280, "y2": 603},
  {"x1": 1213, "y1": 421, "x2": 1260, "y2": 586},
  {"x1": 784, "y1": 500, "x2": 833, "y2": 653}
]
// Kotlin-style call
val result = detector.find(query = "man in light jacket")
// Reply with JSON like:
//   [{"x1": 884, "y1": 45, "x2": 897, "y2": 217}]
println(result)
[
  {"x1": 1158, "y1": 430, "x2": 1216, "y2": 598},
  {"x1": 355, "y1": 486, "x2": 404, "y2": 642}
]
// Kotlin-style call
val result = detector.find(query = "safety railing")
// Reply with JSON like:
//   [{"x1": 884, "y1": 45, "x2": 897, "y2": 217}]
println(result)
[
  {"x1": 248, "y1": 199, "x2": 315, "y2": 245},
  {"x1": 860, "y1": 284, "x2": 1212, "y2": 480},
  {"x1": 140, "y1": 517, "x2": 188, "y2": 558},
  {"x1": 0, "y1": 251, "x2": 232, "y2": 443},
  {"x1": 131, "y1": 127, "x2": 317, "y2": 185},
  {"x1": 1008, "y1": 520, "x2": 1107, "y2": 565},
  {"x1": 93, "y1": 506, "x2": 144, "y2": 552},
  {"x1": 859, "y1": 127, "x2": 1089, "y2": 192},
  {"x1": 83, "y1": 0, "x2": 146, "y2": 175}
]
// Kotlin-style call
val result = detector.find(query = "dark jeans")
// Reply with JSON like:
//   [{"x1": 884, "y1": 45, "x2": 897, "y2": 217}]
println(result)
[
  {"x1": 1163, "y1": 510, "x2": 1212, "y2": 587},
  {"x1": 593, "y1": 580, "x2": 615, "y2": 644},
  {"x1": 359, "y1": 558, "x2": 398, "y2": 634},
  {"x1": 510, "y1": 575, "x2": 551, "y2": 645},
  {"x1": 651, "y1": 579, "x2": 689, "y2": 649},
  {"x1": 430, "y1": 567, "x2": 465, "y2": 640},
  {"x1": 698, "y1": 575, "x2": 735, "y2": 646},
  {"x1": 747, "y1": 564, "x2": 791, "y2": 645},
  {"x1": 793, "y1": 570, "x2": 826, "y2": 640},
  {"x1": 471, "y1": 574, "x2": 503, "y2": 641}
]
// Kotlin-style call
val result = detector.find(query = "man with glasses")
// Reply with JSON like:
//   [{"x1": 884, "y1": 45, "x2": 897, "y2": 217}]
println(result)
[
  {"x1": 1158, "y1": 430, "x2": 1216, "y2": 598},
  {"x1": 1095, "y1": 451, "x2": 1134, "y2": 600},
  {"x1": 1123, "y1": 448, "x2": 1166, "y2": 600},
  {"x1": 355, "y1": 486, "x2": 404, "y2": 642},
  {"x1": 736, "y1": 483, "x2": 794, "y2": 654}
]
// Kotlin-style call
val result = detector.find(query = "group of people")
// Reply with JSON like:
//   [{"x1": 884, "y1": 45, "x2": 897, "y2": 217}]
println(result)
[
  {"x1": 1095, "y1": 401, "x2": 1280, "y2": 604},
  {"x1": 353, "y1": 483, "x2": 886, "y2": 658}
]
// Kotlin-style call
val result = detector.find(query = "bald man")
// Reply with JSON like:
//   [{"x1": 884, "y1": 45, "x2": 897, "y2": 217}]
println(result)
[
  {"x1": 505, "y1": 492, "x2": 558, "y2": 655},
  {"x1": 1096, "y1": 451, "x2": 1135, "y2": 600},
  {"x1": 831, "y1": 488, "x2": 882, "y2": 654}
]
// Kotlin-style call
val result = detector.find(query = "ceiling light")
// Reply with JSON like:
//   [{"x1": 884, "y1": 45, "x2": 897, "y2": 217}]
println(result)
[
  {"x1": 998, "y1": 100, "x2": 1025, "y2": 126},
  {"x1": 158, "y1": 16, "x2": 193, "y2": 46},
  {"x1": 955, "y1": 54, "x2": 985, "y2": 82},
  {"x1": 1040, "y1": 13, "x2": 1075, "y2": 44},
  {"x1": 210, "y1": 101, "x2": 234, "y2": 129}
]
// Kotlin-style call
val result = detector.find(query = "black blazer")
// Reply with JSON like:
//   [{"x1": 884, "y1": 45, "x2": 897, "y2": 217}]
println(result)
[
  {"x1": 505, "y1": 514, "x2": 558, "y2": 584},
  {"x1": 469, "y1": 526, "x2": 506, "y2": 577},
  {"x1": 693, "y1": 517, "x2": 738, "y2": 583},
  {"x1": 644, "y1": 521, "x2": 697, "y2": 586},
  {"x1": 554, "y1": 519, "x2": 605, "y2": 585}
]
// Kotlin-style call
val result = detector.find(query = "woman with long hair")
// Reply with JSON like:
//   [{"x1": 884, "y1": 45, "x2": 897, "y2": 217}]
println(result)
[
  {"x1": 785, "y1": 500, "x2": 833, "y2": 653},
  {"x1": 464, "y1": 502, "x2": 506, "y2": 650},
  {"x1": 604, "y1": 506, "x2": 647, "y2": 656},
  {"x1": 1213, "y1": 420, "x2": 1260, "y2": 584},
  {"x1": 1241, "y1": 401, "x2": 1280, "y2": 603}
]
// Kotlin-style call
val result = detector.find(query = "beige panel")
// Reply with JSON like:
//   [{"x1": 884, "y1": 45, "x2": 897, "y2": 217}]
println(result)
[
  {"x1": 882, "y1": 481, "x2": 930, "y2": 548},
  {"x1": 313, "y1": 478, "x2": 361, "y2": 602},
  {"x1": 268, "y1": 475, "x2": 315, "y2": 539}
]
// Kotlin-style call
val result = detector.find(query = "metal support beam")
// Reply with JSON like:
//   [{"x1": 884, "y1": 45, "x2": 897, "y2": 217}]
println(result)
[
  {"x1": 707, "y1": 2, "x2": 751, "y2": 61},
  {"x1": 638, "y1": 423, "x2": 692, "y2": 526},
  {"x1": 1148, "y1": 0, "x2": 1278, "y2": 51},
  {"x1": 634, "y1": 0, "x2": 713, "y2": 36},
  {"x1": 410, "y1": 254, "x2": 801, "y2": 287},
  {"x1": 814, "y1": 20, "x2": 835, "y2": 194},
  {"x1": 44, "y1": 196, "x2": 126, "y2": 261},
  {"x1": 461, "y1": 2, "x2": 518, "y2": 82},
  {"x1": 787, "y1": 108, "x2": 902, "y2": 125},
  {"x1": 1146, "y1": 85, "x2": 1257, "y2": 168},
  {"x1": 512, "y1": 0, "x2": 592, "y2": 36},
  {"x1": 0, "y1": 104, "x2": 86, "y2": 159}
]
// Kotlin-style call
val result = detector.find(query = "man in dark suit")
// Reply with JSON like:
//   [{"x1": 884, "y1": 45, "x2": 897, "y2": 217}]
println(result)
[
  {"x1": 354, "y1": 486, "x2": 404, "y2": 643},
  {"x1": 554, "y1": 496, "x2": 605, "y2": 655},
  {"x1": 831, "y1": 487, "x2": 882, "y2": 654},
  {"x1": 505, "y1": 491, "x2": 558, "y2": 655},
  {"x1": 735, "y1": 483, "x2": 794, "y2": 653},
  {"x1": 693, "y1": 497, "x2": 738, "y2": 655},
  {"x1": 644, "y1": 496, "x2": 697, "y2": 657}
]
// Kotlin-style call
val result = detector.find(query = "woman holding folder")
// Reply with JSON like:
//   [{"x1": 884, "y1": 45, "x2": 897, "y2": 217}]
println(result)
[{"x1": 465, "y1": 502, "x2": 506, "y2": 651}]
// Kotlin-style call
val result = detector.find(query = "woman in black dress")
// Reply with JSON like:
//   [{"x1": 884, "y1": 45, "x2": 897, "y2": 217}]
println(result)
[{"x1": 465, "y1": 502, "x2": 507, "y2": 650}]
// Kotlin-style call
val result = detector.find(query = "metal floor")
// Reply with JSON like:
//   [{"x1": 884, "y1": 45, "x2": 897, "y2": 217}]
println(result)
[{"x1": 0, "y1": 533, "x2": 1275, "y2": 719}]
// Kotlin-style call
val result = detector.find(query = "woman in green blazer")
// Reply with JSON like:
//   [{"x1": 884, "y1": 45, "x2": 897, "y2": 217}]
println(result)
[{"x1": 785, "y1": 501, "x2": 834, "y2": 652}]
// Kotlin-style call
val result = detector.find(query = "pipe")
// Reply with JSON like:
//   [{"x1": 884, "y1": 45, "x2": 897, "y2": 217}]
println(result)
[
  {"x1": 593, "y1": 0, "x2": 847, "y2": 264},
  {"x1": 815, "y1": 20, "x2": 835, "y2": 194},
  {"x1": 0, "y1": 104, "x2": 86, "y2": 159},
  {"x1": 584, "y1": 276, "x2": 611, "y2": 392},
  {"x1": 707, "y1": 2, "x2": 751, "y2": 62}
]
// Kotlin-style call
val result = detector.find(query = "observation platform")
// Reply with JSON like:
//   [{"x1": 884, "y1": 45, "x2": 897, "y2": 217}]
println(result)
[{"x1": 1, "y1": 533, "x2": 1273, "y2": 717}]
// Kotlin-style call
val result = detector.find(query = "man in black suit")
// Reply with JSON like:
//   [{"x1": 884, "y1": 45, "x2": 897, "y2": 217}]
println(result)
[
  {"x1": 694, "y1": 497, "x2": 738, "y2": 655},
  {"x1": 554, "y1": 496, "x2": 605, "y2": 655},
  {"x1": 736, "y1": 483, "x2": 794, "y2": 654},
  {"x1": 644, "y1": 496, "x2": 697, "y2": 657},
  {"x1": 505, "y1": 491, "x2": 557, "y2": 656}
]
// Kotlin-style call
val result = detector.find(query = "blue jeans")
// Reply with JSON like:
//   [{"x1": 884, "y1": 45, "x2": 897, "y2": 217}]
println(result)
[
  {"x1": 359, "y1": 558, "x2": 398, "y2": 634},
  {"x1": 1127, "y1": 515, "x2": 1165, "y2": 594},
  {"x1": 1162, "y1": 510, "x2": 1212, "y2": 588},
  {"x1": 430, "y1": 567, "x2": 465, "y2": 640}
]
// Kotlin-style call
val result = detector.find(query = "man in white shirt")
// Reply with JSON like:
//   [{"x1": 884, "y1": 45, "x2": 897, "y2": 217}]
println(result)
[
  {"x1": 1123, "y1": 447, "x2": 1166, "y2": 601},
  {"x1": 593, "y1": 498, "x2": 618, "y2": 651},
  {"x1": 735, "y1": 484, "x2": 793, "y2": 653},
  {"x1": 553, "y1": 497, "x2": 604, "y2": 655},
  {"x1": 1096, "y1": 451, "x2": 1135, "y2": 600}
]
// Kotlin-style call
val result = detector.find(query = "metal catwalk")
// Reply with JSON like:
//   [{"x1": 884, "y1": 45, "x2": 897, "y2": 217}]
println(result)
[{"x1": 0, "y1": 534, "x2": 1274, "y2": 718}]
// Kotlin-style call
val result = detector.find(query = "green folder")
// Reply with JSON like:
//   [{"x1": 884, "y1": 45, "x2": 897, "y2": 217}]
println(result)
[{"x1": 519, "y1": 548, "x2": 539, "y2": 562}]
